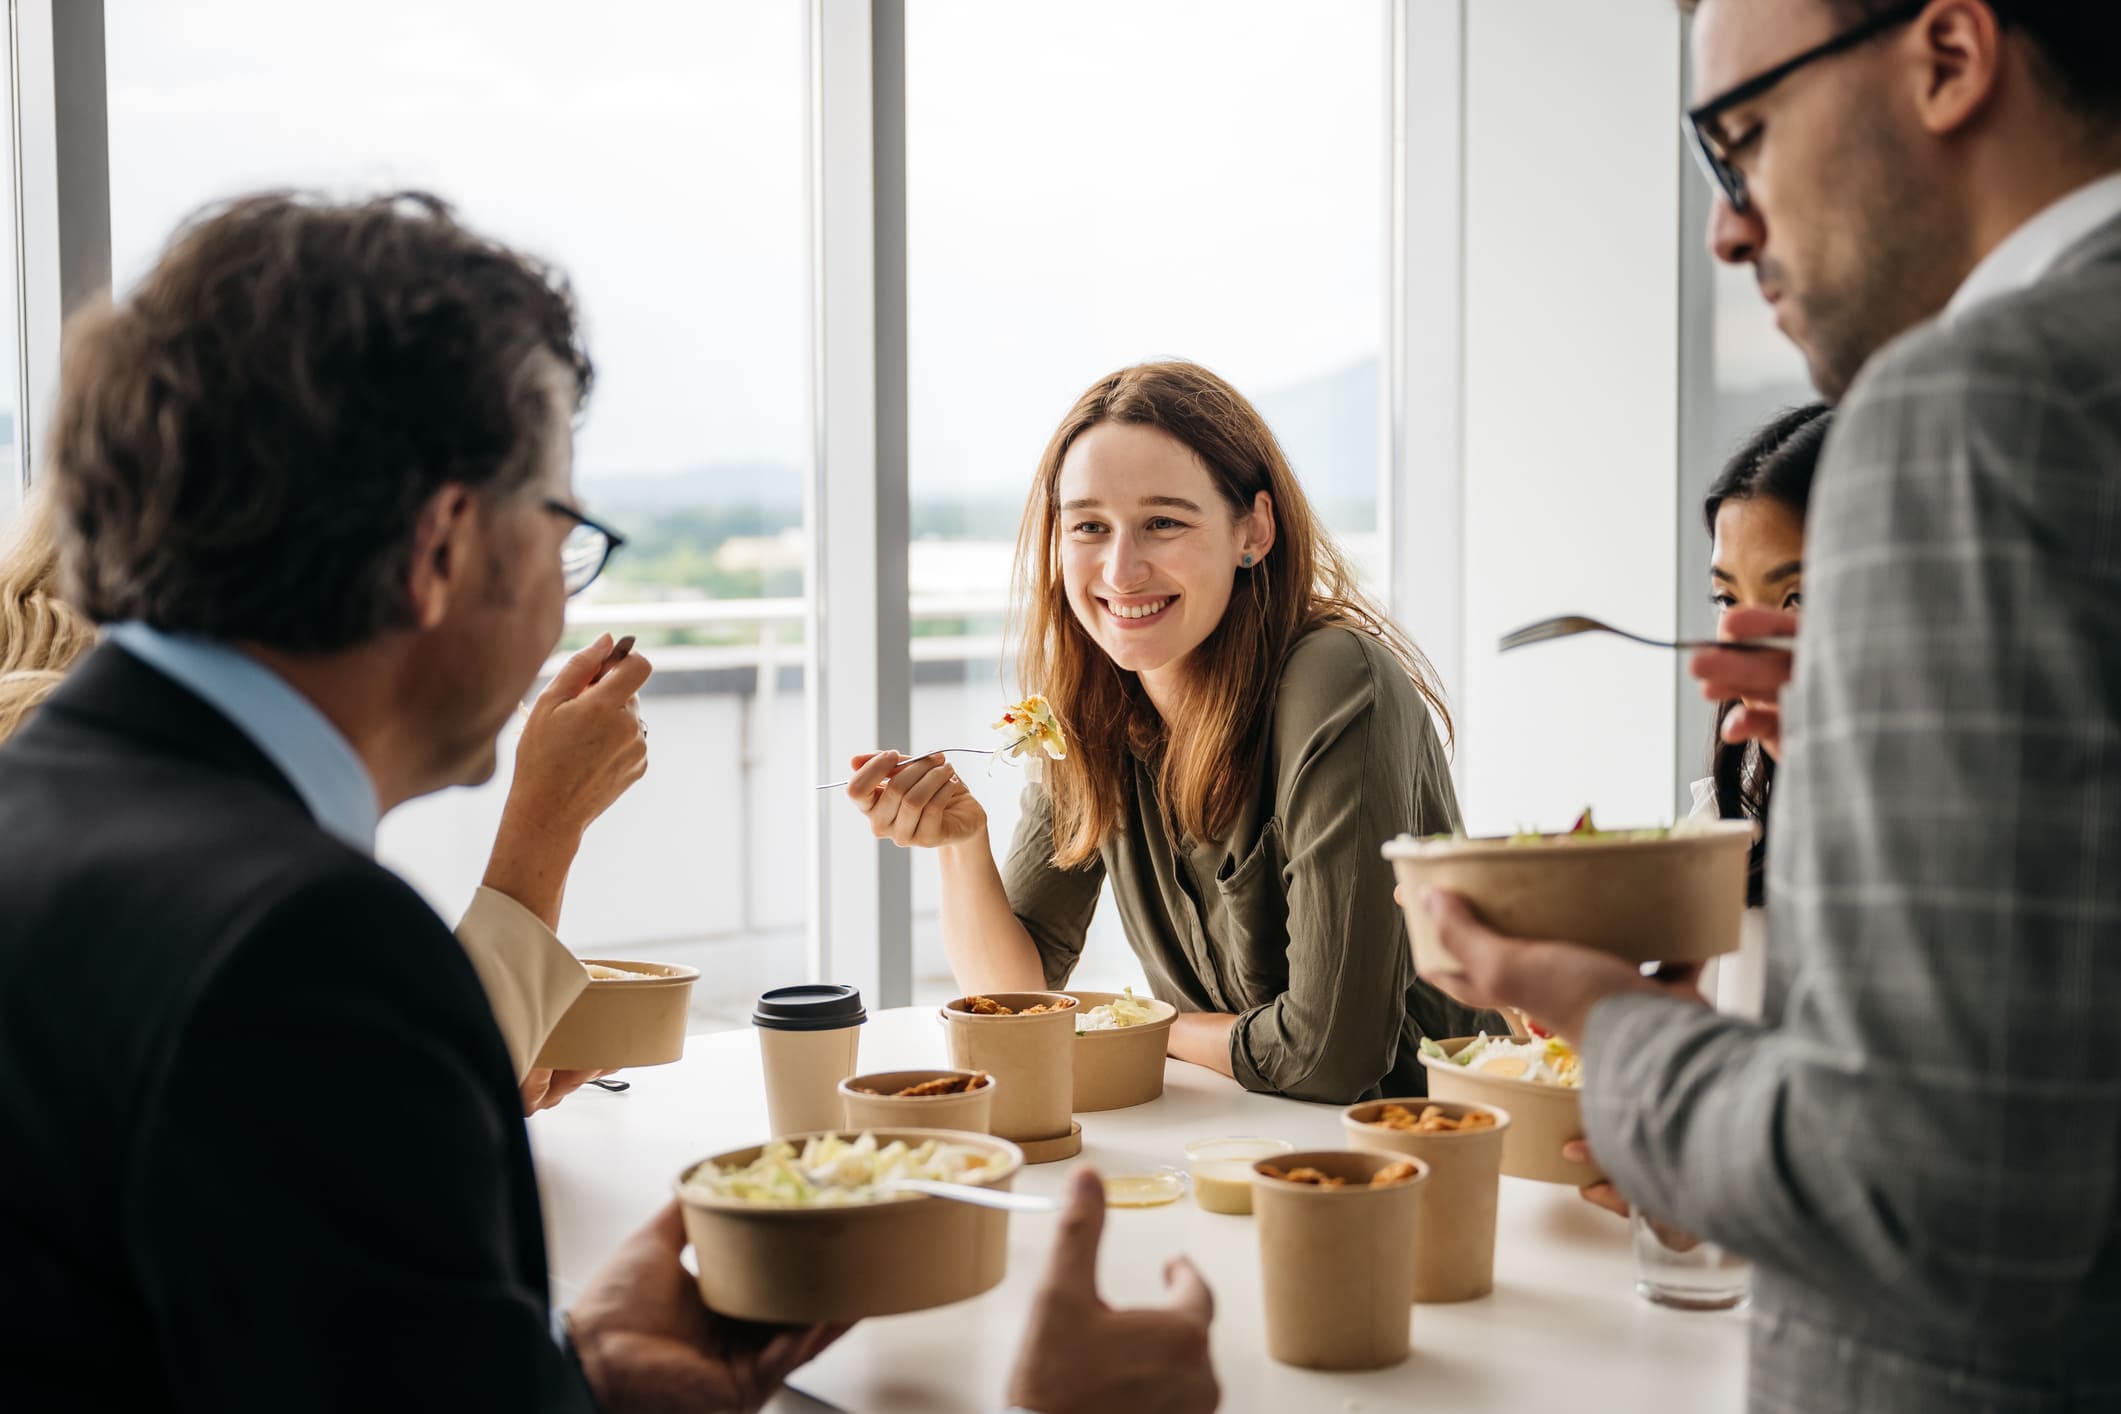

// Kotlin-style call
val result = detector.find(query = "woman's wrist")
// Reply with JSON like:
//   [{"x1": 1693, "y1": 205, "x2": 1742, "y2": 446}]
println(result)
[{"x1": 937, "y1": 815, "x2": 993, "y2": 863}]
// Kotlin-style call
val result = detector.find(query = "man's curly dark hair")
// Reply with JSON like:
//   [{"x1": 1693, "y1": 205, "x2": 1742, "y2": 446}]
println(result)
[{"x1": 48, "y1": 190, "x2": 594, "y2": 652}]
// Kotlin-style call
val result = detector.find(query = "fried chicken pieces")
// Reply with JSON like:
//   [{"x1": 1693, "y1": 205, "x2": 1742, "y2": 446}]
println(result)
[
  {"x1": 960, "y1": 995, "x2": 1076, "y2": 1016},
  {"x1": 851, "y1": 1072, "x2": 992, "y2": 1098},
  {"x1": 1371, "y1": 1103, "x2": 1498, "y2": 1134}
]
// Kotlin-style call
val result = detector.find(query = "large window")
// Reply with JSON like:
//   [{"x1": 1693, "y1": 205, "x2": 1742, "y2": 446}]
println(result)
[
  {"x1": 105, "y1": 1, "x2": 812, "y2": 1028},
  {"x1": 902, "y1": 0, "x2": 1391, "y2": 1000},
  {"x1": 1674, "y1": 228, "x2": 1817, "y2": 804},
  {"x1": 0, "y1": 16, "x2": 19, "y2": 523}
]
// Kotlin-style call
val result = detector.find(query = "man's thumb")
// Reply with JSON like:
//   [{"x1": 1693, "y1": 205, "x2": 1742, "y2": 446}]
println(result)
[{"x1": 1038, "y1": 1166, "x2": 1108, "y2": 1304}]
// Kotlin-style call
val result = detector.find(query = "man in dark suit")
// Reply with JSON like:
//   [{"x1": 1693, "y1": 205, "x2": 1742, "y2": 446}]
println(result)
[
  {"x1": 0, "y1": 191, "x2": 1222, "y2": 1414},
  {"x1": 0, "y1": 192, "x2": 842, "y2": 1411}
]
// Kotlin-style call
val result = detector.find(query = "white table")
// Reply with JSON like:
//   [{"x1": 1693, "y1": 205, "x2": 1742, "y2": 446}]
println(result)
[{"x1": 531, "y1": 1007, "x2": 1747, "y2": 1413}]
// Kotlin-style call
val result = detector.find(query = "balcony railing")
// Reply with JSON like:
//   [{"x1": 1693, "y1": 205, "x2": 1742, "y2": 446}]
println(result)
[{"x1": 550, "y1": 594, "x2": 1011, "y2": 675}]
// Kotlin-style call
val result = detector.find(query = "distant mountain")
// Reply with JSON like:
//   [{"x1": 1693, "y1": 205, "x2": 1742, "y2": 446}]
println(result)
[
  {"x1": 584, "y1": 461, "x2": 805, "y2": 514},
  {"x1": 577, "y1": 354, "x2": 1381, "y2": 520},
  {"x1": 1251, "y1": 355, "x2": 1380, "y2": 516}
]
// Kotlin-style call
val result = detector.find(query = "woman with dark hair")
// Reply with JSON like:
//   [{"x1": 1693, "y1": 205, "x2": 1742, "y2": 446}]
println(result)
[
  {"x1": 1690, "y1": 401, "x2": 1831, "y2": 1014},
  {"x1": 1556, "y1": 401, "x2": 1834, "y2": 1218},
  {"x1": 844, "y1": 360, "x2": 1500, "y2": 1103}
]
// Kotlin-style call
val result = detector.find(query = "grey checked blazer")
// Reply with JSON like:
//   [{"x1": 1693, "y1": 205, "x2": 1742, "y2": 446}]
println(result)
[{"x1": 1583, "y1": 209, "x2": 2121, "y2": 1413}]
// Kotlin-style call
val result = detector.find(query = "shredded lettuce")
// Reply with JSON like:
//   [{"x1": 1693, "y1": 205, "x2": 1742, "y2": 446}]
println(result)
[
  {"x1": 681, "y1": 1132, "x2": 995, "y2": 1208},
  {"x1": 1424, "y1": 1031, "x2": 1580, "y2": 1088},
  {"x1": 1404, "y1": 811, "x2": 1703, "y2": 849},
  {"x1": 1077, "y1": 987, "x2": 1156, "y2": 1033}
]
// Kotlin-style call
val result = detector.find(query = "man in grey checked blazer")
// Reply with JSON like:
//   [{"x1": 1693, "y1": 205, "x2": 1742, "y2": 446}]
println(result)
[{"x1": 1426, "y1": 3, "x2": 2121, "y2": 1410}]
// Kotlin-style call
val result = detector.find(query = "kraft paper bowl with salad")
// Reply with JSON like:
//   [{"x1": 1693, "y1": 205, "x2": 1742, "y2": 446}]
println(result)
[
  {"x1": 675, "y1": 1128, "x2": 1024, "y2": 1322},
  {"x1": 1382, "y1": 810, "x2": 1754, "y2": 977},
  {"x1": 1063, "y1": 987, "x2": 1177, "y2": 1112},
  {"x1": 1417, "y1": 1032, "x2": 1600, "y2": 1186}
]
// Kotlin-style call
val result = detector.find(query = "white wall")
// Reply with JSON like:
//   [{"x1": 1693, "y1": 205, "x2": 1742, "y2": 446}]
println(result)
[{"x1": 1457, "y1": 0, "x2": 1683, "y2": 835}]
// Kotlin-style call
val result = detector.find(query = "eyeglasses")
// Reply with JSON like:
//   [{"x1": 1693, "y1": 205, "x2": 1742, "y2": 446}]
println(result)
[
  {"x1": 1684, "y1": 0, "x2": 1928, "y2": 214},
  {"x1": 544, "y1": 499, "x2": 626, "y2": 597}
]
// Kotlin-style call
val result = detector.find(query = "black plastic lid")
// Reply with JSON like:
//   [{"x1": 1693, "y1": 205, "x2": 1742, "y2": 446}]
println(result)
[{"x1": 752, "y1": 984, "x2": 867, "y2": 1032}]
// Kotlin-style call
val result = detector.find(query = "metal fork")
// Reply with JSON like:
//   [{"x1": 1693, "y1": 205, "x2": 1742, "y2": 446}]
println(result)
[
  {"x1": 816, "y1": 747, "x2": 998, "y2": 791},
  {"x1": 1500, "y1": 614, "x2": 1797, "y2": 656}
]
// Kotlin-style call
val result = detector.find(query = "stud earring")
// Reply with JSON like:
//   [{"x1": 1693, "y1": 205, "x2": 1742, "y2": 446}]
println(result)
[{"x1": 1241, "y1": 554, "x2": 1255, "y2": 568}]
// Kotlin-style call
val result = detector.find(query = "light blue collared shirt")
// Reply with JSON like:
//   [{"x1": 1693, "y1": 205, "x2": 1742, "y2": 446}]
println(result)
[{"x1": 104, "y1": 622, "x2": 381, "y2": 854}]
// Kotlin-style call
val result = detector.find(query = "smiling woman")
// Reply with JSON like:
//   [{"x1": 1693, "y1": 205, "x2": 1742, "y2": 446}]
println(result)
[{"x1": 846, "y1": 362, "x2": 1502, "y2": 1104}]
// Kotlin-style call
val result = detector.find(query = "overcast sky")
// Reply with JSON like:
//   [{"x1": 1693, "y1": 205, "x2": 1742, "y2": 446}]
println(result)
[{"x1": 105, "y1": 0, "x2": 1389, "y2": 497}]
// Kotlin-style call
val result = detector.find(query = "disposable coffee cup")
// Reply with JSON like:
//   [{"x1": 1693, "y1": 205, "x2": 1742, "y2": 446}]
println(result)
[
  {"x1": 1343, "y1": 1099, "x2": 1510, "y2": 1303},
  {"x1": 1253, "y1": 1150, "x2": 1426, "y2": 1371},
  {"x1": 753, "y1": 984, "x2": 866, "y2": 1138}
]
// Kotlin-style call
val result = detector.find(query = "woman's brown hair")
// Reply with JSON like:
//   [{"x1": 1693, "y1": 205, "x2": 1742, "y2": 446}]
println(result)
[
  {"x1": 0, "y1": 488, "x2": 98, "y2": 741},
  {"x1": 1015, "y1": 361, "x2": 1451, "y2": 867}
]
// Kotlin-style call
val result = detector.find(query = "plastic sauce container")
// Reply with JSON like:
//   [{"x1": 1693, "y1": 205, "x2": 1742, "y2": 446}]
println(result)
[
  {"x1": 1185, "y1": 1137, "x2": 1295, "y2": 1215},
  {"x1": 1101, "y1": 1168, "x2": 1189, "y2": 1209}
]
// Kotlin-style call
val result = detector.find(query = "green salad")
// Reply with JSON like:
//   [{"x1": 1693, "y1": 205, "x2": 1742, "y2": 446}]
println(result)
[
  {"x1": 1417, "y1": 808, "x2": 1695, "y2": 846},
  {"x1": 1077, "y1": 987, "x2": 1157, "y2": 1034},
  {"x1": 682, "y1": 1132, "x2": 995, "y2": 1207}
]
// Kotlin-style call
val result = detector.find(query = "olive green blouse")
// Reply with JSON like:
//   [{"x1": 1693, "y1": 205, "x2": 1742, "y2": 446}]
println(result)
[{"x1": 1001, "y1": 627, "x2": 1504, "y2": 1104}]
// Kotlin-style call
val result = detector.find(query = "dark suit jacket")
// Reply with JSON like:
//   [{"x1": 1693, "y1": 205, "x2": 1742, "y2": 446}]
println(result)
[{"x1": 0, "y1": 644, "x2": 597, "y2": 1411}]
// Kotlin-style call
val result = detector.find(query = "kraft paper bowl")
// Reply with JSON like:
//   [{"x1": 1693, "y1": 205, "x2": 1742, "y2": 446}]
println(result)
[
  {"x1": 939, "y1": 993, "x2": 1078, "y2": 1143},
  {"x1": 1343, "y1": 1098, "x2": 1511, "y2": 1302},
  {"x1": 533, "y1": 959, "x2": 699, "y2": 1070},
  {"x1": 675, "y1": 1128, "x2": 1024, "y2": 1323},
  {"x1": 838, "y1": 1069, "x2": 995, "y2": 1134},
  {"x1": 1418, "y1": 1037, "x2": 1599, "y2": 1187},
  {"x1": 1383, "y1": 820, "x2": 1754, "y2": 976},
  {"x1": 1252, "y1": 1150, "x2": 1427, "y2": 1371},
  {"x1": 1064, "y1": 990, "x2": 1178, "y2": 1112}
]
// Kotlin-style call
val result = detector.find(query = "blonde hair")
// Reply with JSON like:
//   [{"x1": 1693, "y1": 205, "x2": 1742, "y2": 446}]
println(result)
[
  {"x1": 1015, "y1": 361, "x2": 1451, "y2": 868},
  {"x1": 0, "y1": 487, "x2": 99, "y2": 741}
]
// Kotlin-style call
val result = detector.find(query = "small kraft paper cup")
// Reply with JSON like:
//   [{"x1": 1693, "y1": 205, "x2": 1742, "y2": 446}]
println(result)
[
  {"x1": 676, "y1": 1128, "x2": 1023, "y2": 1323},
  {"x1": 533, "y1": 960, "x2": 699, "y2": 1070},
  {"x1": 1383, "y1": 820, "x2": 1754, "y2": 977},
  {"x1": 1252, "y1": 1150, "x2": 1428, "y2": 1371},
  {"x1": 838, "y1": 1069, "x2": 995, "y2": 1134},
  {"x1": 1064, "y1": 990, "x2": 1178, "y2": 1112},
  {"x1": 938, "y1": 992, "x2": 1077, "y2": 1143},
  {"x1": 1419, "y1": 1038, "x2": 1599, "y2": 1187},
  {"x1": 1343, "y1": 1099, "x2": 1511, "y2": 1302},
  {"x1": 754, "y1": 985, "x2": 867, "y2": 1139}
]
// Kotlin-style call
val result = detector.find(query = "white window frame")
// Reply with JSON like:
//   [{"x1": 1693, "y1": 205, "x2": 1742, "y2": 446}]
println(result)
[
  {"x1": 807, "y1": 0, "x2": 913, "y2": 1004},
  {"x1": 11, "y1": 0, "x2": 110, "y2": 492},
  {"x1": 37, "y1": 0, "x2": 1731, "y2": 1003}
]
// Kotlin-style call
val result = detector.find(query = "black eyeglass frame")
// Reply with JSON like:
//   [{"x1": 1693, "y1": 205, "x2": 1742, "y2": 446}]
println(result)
[
  {"x1": 544, "y1": 499, "x2": 627, "y2": 597},
  {"x1": 1684, "y1": 0, "x2": 1930, "y2": 213}
]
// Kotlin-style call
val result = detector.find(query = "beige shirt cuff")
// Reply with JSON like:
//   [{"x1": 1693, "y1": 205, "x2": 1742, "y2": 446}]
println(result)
[{"x1": 454, "y1": 885, "x2": 590, "y2": 1081}]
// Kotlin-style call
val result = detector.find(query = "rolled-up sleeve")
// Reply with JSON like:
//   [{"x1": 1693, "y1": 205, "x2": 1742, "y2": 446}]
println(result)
[
  {"x1": 1228, "y1": 638, "x2": 1453, "y2": 1103},
  {"x1": 999, "y1": 781, "x2": 1105, "y2": 989}
]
